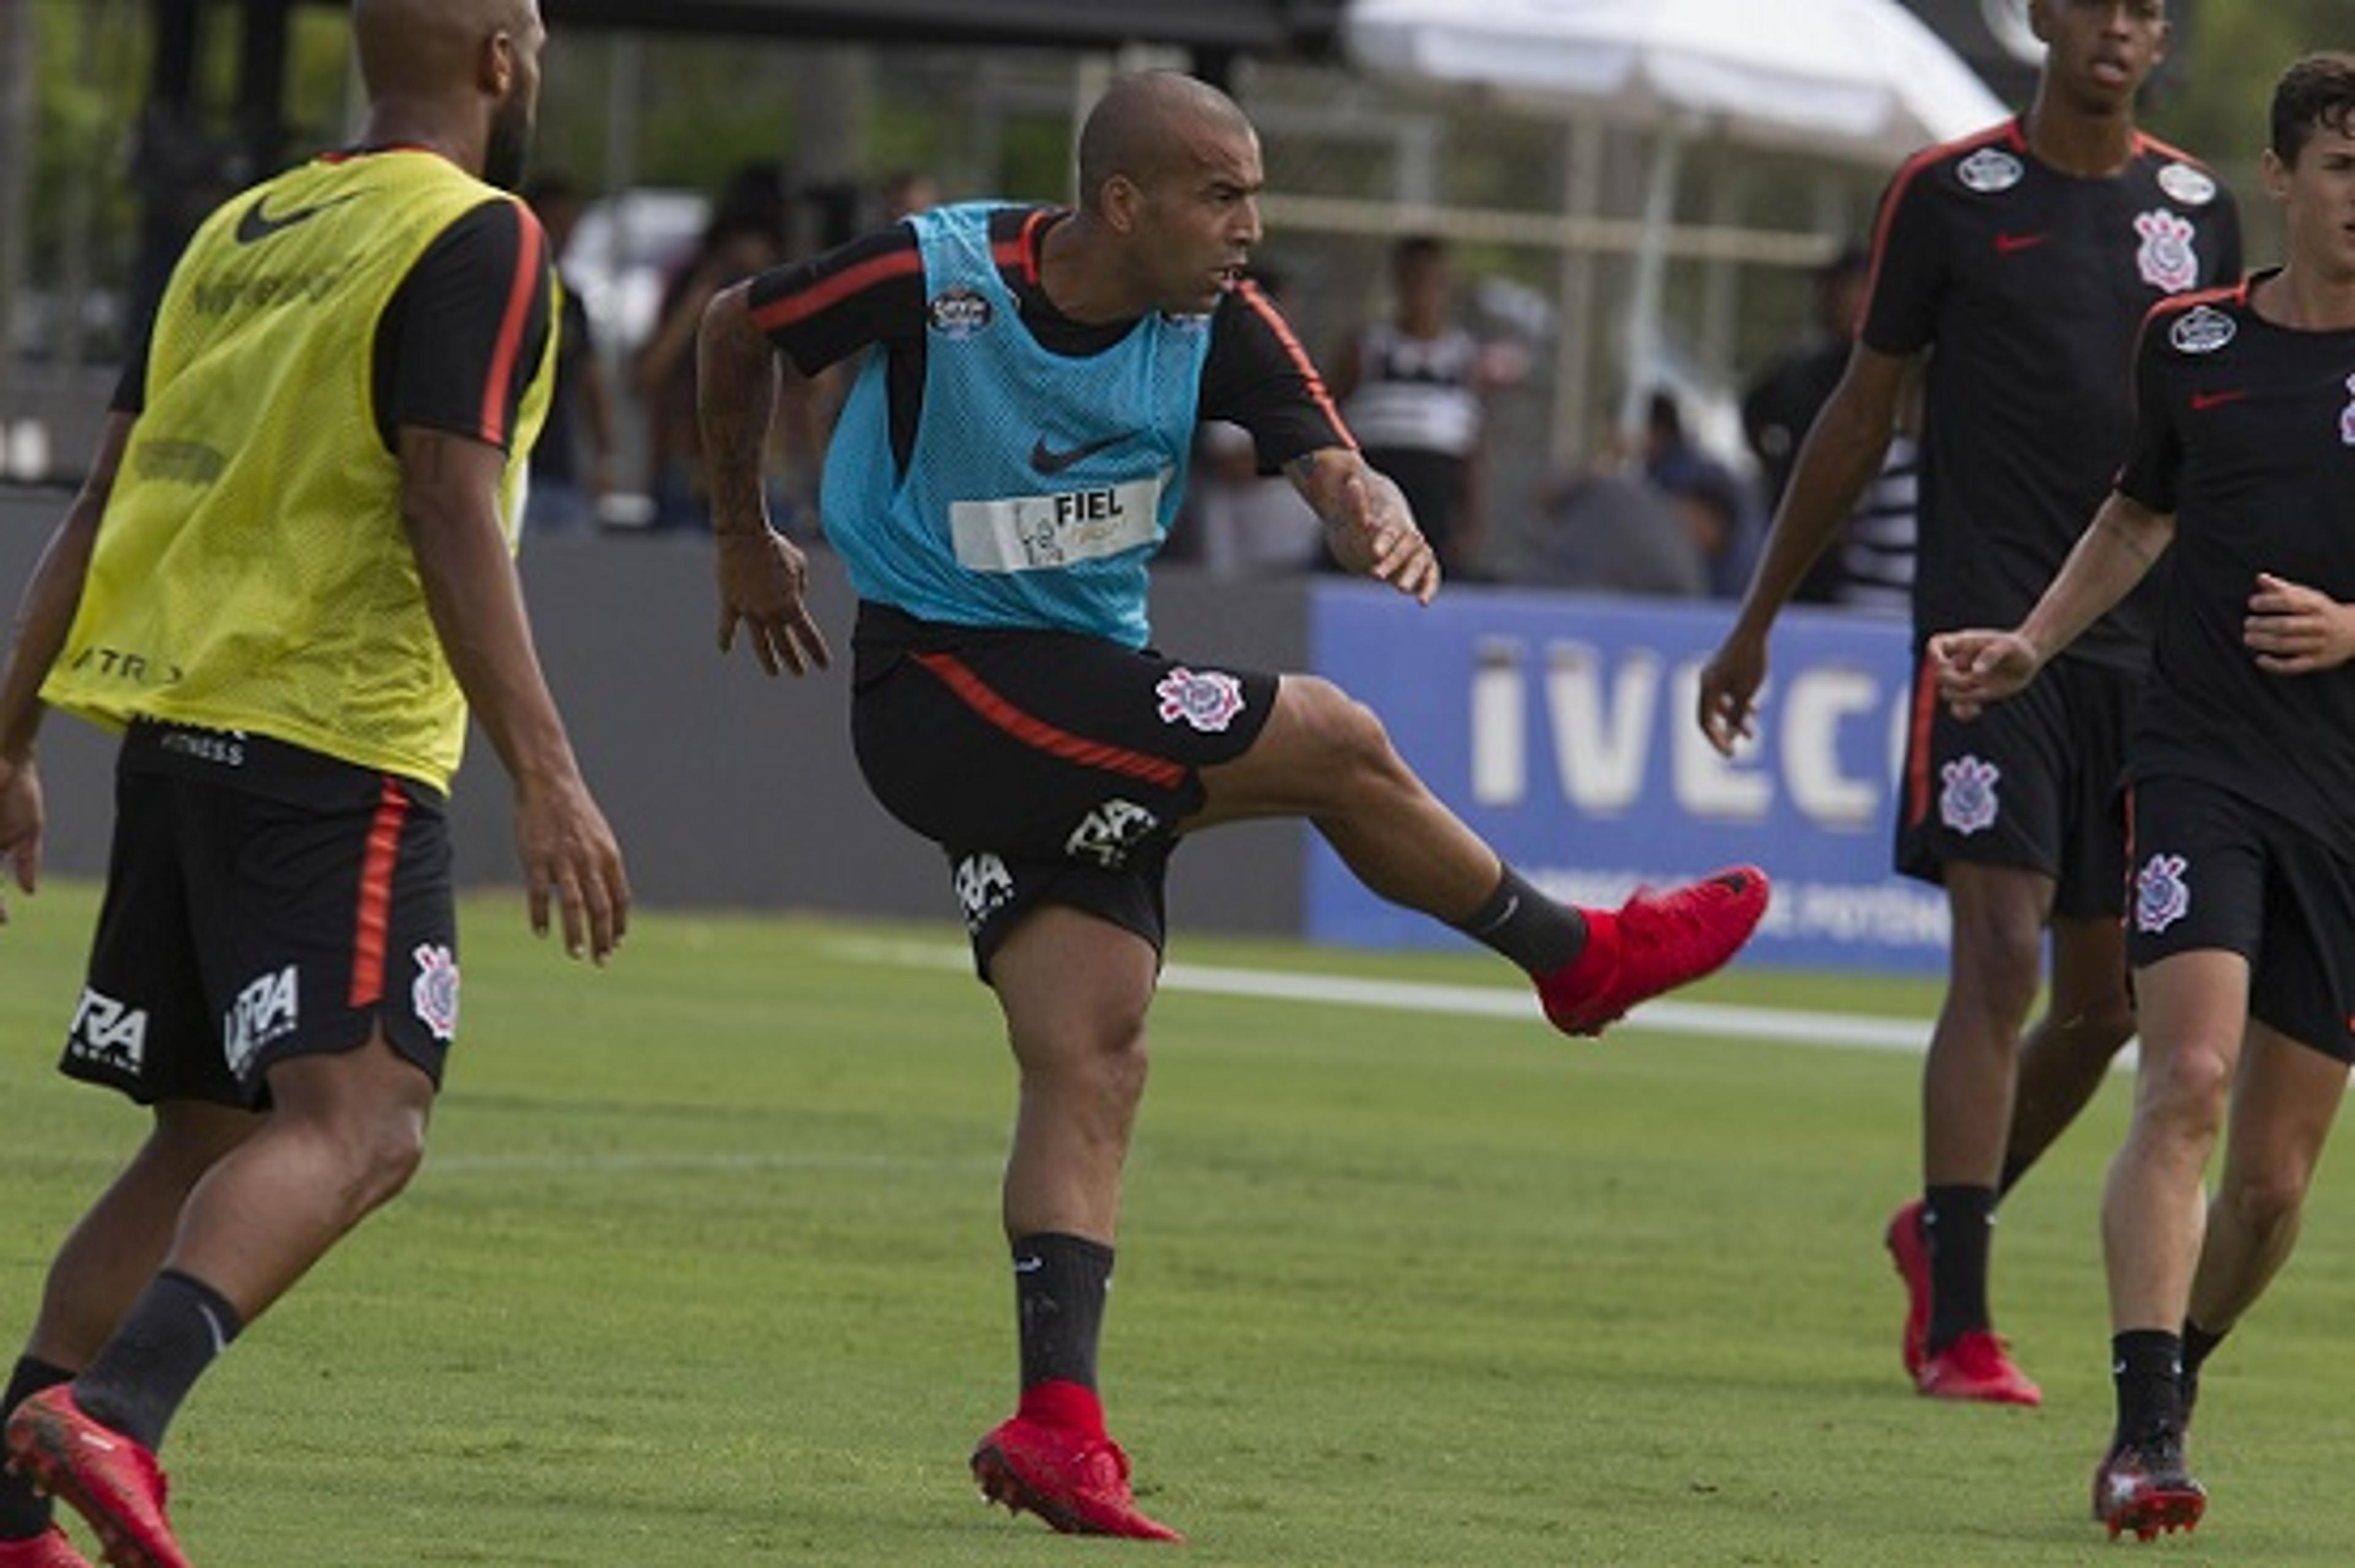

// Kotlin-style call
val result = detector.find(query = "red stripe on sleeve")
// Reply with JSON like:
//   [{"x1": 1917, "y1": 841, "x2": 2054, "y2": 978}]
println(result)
[
  {"x1": 751, "y1": 248, "x2": 924, "y2": 334},
  {"x1": 348, "y1": 776, "x2": 412, "y2": 1008},
  {"x1": 1864, "y1": 122, "x2": 2015, "y2": 310},
  {"x1": 913, "y1": 651, "x2": 1188, "y2": 790},
  {"x1": 478, "y1": 205, "x2": 545, "y2": 447},
  {"x1": 1236, "y1": 279, "x2": 1355, "y2": 450}
]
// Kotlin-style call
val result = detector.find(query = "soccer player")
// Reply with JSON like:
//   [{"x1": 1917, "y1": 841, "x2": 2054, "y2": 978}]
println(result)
[
  {"x1": 1936, "y1": 52, "x2": 2355, "y2": 1539},
  {"x1": 1695, "y1": 0, "x2": 2240, "y2": 1404},
  {"x1": 697, "y1": 70, "x2": 1768, "y2": 1541},
  {"x1": 0, "y1": 4, "x2": 627, "y2": 1564}
]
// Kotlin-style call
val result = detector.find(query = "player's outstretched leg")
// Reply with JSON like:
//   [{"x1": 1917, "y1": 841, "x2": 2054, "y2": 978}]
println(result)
[
  {"x1": 1192, "y1": 679, "x2": 1769, "y2": 1037},
  {"x1": 1533, "y1": 867, "x2": 1770, "y2": 1036},
  {"x1": 4, "y1": 1388, "x2": 188, "y2": 1568}
]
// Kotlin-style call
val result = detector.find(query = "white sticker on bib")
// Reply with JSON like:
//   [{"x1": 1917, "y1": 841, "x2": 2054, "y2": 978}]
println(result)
[{"x1": 948, "y1": 475, "x2": 1165, "y2": 573}]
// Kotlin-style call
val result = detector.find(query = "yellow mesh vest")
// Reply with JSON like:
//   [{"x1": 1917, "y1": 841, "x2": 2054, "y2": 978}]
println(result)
[{"x1": 44, "y1": 150, "x2": 555, "y2": 792}]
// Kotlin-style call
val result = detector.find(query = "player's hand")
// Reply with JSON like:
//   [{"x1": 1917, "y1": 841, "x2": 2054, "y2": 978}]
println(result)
[
  {"x1": 1328, "y1": 466, "x2": 1440, "y2": 604},
  {"x1": 515, "y1": 771, "x2": 630, "y2": 965},
  {"x1": 1931, "y1": 628, "x2": 2040, "y2": 720},
  {"x1": 2245, "y1": 572, "x2": 2355, "y2": 676},
  {"x1": 1695, "y1": 630, "x2": 1766, "y2": 758},
  {"x1": 0, "y1": 752, "x2": 42, "y2": 930},
  {"x1": 716, "y1": 527, "x2": 832, "y2": 678}
]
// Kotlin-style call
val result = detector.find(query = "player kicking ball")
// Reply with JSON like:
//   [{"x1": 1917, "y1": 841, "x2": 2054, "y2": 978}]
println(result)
[{"x1": 696, "y1": 70, "x2": 1768, "y2": 1540}]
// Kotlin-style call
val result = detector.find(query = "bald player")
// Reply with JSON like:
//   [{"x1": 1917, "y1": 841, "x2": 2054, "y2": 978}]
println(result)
[
  {"x1": 698, "y1": 69, "x2": 1767, "y2": 1542},
  {"x1": 0, "y1": 4, "x2": 625, "y2": 1562}
]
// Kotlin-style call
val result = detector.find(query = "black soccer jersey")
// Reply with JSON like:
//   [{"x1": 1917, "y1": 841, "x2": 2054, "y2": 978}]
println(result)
[
  {"x1": 1864, "y1": 120, "x2": 2242, "y2": 667},
  {"x1": 746, "y1": 205, "x2": 1351, "y2": 478},
  {"x1": 2117, "y1": 278, "x2": 2355, "y2": 852}
]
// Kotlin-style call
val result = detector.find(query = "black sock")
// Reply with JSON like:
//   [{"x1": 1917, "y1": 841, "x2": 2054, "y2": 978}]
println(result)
[
  {"x1": 74, "y1": 1270, "x2": 243, "y2": 1451},
  {"x1": 2181, "y1": 1317, "x2": 2228, "y2": 1376},
  {"x1": 1923, "y1": 1184, "x2": 1996, "y2": 1355},
  {"x1": 2113, "y1": 1329, "x2": 2186, "y2": 1445},
  {"x1": 0, "y1": 1355, "x2": 75, "y2": 1540},
  {"x1": 1013, "y1": 1233, "x2": 1113, "y2": 1391},
  {"x1": 1453, "y1": 865, "x2": 1587, "y2": 974}
]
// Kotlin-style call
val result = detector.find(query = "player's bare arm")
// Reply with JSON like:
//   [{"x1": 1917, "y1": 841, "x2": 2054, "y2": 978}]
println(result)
[
  {"x1": 1934, "y1": 492, "x2": 2176, "y2": 719},
  {"x1": 698, "y1": 280, "x2": 832, "y2": 678},
  {"x1": 0, "y1": 411, "x2": 131, "y2": 926},
  {"x1": 398, "y1": 424, "x2": 630, "y2": 963},
  {"x1": 2245, "y1": 572, "x2": 2355, "y2": 675},
  {"x1": 1697, "y1": 344, "x2": 1913, "y2": 755},
  {"x1": 1287, "y1": 448, "x2": 1439, "y2": 603}
]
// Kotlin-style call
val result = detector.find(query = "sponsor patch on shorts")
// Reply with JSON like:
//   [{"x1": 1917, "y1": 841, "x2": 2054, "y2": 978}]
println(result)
[
  {"x1": 954, "y1": 852, "x2": 1017, "y2": 932},
  {"x1": 67, "y1": 987, "x2": 149, "y2": 1076},
  {"x1": 1065, "y1": 800, "x2": 1159, "y2": 868},
  {"x1": 223, "y1": 963, "x2": 299, "y2": 1078}
]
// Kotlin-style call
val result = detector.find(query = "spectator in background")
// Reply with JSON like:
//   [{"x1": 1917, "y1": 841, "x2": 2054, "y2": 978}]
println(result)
[
  {"x1": 1641, "y1": 389, "x2": 1756, "y2": 599},
  {"x1": 1744, "y1": 247, "x2": 1870, "y2": 521},
  {"x1": 1328, "y1": 235, "x2": 1490, "y2": 576},
  {"x1": 632, "y1": 163, "x2": 791, "y2": 534},
  {"x1": 1184, "y1": 266, "x2": 1326, "y2": 577},
  {"x1": 523, "y1": 174, "x2": 619, "y2": 534},
  {"x1": 1521, "y1": 467, "x2": 1708, "y2": 599},
  {"x1": 1742, "y1": 246, "x2": 1918, "y2": 610},
  {"x1": 1826, "y1": 375, "x2": 1921, "y2": 618}
]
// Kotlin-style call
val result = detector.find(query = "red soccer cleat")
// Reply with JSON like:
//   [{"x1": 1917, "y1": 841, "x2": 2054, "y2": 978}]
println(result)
[
  {"x1": 2094, "y1": 1434, "x2": 2205, "y2": 1540},
  {"x1": 1885, "y1": 1198, "x2": 1932, "y2": 1379},
  {"x1": 0, "y1": 1529, "x2": 94, "y2": 1568},
  {"x1": 1536, "y1": 866, "x2": 1771, "y2": 1036},
  {"x1": 1915, "y1": 1328, "x2": 2042, "y2": 1407},
  {"x1": 2, "y1": 1389, "x2": 188, "y2": 1568},
  {"x1": 971, "y1": 1414, "x2": 1182, "y2": 1542}
]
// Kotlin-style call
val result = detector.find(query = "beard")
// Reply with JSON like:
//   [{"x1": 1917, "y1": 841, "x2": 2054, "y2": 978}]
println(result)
[{"x1": 484, "y1": 96, "x2": 535, "y2": 191}]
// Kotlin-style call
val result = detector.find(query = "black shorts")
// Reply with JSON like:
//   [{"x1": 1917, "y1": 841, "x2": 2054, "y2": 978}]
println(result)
[
  {"x1": 2126, "y1": 774, "x2": 2355, "y2": 1063},
  {"x1": 62, "y1": 719, "x2": 459, "y2": 1107},
  {"x1": 1894, "y1": 651, "x2": 2134, "y2": 919},
  {"x1": 849, "y1": 603, "x2": 1279, "y2": 973}
]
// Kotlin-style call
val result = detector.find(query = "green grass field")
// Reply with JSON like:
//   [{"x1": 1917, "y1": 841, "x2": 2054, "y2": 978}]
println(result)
[{"x1": 5, "y1": 879, "x2": 2353, "y2": 1565}]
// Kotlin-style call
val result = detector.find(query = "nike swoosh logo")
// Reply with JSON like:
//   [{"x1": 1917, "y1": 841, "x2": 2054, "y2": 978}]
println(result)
[
  {"x1": 1029, "y1": 431, "x2": 1139, "y2": 475},
  {"x1": 235, "y1": 191, "x2": 359, "y2": 244},
  {"x1": 1013, "y1": 1256, "x2": 1044, "y2": 1274},
  {"x1": 2189, "y1": 388, "x2": 2249, "y2": 411},
  {"x1": 1994, "y1": 232, "x2": 2050, "y2": 254}
]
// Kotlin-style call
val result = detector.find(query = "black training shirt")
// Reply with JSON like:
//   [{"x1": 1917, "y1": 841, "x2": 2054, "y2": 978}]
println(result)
[
  {"x1": 2117, "y1": 277, "x2": 2355, "y2": 852},
  {"x1": 1864, "y1": 119, "x2": 2242, "y2": 667}
]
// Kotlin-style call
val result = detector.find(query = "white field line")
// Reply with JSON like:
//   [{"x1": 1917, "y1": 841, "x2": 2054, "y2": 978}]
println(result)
[{"x1": 822, "y1": 936, "x2": 1940, "y2": 1054}]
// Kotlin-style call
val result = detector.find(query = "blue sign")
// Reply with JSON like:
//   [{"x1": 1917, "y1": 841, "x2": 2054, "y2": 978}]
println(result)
[{"x1": 1305, "y1": 582, "x2": 1948, "y2": 973}]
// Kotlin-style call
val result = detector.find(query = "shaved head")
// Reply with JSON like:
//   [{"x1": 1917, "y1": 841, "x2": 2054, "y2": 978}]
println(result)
[
  {"x1": 353, "y1": 0, "x2": 534, "y2": 99},
  {"x1": 351, "y1": 0, "x2": 544, "y2": 187},
  {"x1": 1076, "y1": 71, "x2": 1256, "y2": 214}
]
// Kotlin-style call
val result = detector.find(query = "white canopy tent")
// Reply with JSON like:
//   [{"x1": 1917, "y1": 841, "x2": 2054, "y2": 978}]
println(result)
[{"x1": 1342, "y1": 0, "x2": 2012, "y2": 440}]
